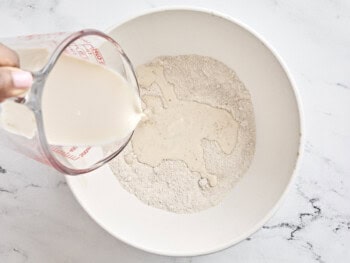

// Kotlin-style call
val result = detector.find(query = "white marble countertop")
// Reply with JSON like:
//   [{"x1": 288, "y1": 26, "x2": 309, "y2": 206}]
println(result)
[{"x1": 0, "y1": 0, "x2": 349, "y2": 262}]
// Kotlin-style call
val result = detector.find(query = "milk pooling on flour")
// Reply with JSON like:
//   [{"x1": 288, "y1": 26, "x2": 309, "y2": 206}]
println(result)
[
  {"x1": 0, "y1": 51, "x2": 142, "y2": 146},
  {"x1": 109, "y1": 55, "x2": 256, "y2": 213}
]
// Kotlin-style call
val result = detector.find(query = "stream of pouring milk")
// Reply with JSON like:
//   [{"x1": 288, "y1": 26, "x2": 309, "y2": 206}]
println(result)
[{"x1": 0, "y1": 51, "x2": 142, "y2": 146}]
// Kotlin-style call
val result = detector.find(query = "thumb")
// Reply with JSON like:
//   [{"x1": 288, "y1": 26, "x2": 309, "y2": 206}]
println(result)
[{"x1": 0, "y1": 67, "x2": 33, "y2": 102}]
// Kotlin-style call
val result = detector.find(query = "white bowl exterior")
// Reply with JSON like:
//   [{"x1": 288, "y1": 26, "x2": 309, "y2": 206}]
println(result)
[{"x1": 67, "y1": 8, "x2": 302, "y2": 256}]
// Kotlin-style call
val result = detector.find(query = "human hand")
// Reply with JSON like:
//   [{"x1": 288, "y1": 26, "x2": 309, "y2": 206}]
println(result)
[{"x1": 0, "y1": 43, "x2": 33, "y2": 102}]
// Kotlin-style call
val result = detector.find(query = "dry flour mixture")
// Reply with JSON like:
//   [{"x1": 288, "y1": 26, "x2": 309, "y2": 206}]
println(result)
[{"x1": 109, "y1": 55, "x2": 256, "y2": 213}]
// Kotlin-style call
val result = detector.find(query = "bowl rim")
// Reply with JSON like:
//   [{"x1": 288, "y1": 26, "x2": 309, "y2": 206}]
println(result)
[{"x1": 66, "y1": 5, "x2": 305, "y2": 257}]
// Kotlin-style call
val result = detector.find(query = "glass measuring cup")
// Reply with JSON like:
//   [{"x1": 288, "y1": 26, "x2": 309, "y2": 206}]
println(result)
[{"x1": 0, "y1": 29, "x2": 140, "y2": 175}]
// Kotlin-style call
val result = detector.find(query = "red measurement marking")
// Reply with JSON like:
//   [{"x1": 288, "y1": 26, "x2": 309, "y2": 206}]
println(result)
[
  {"x1": 63, "y1": 38, "x2": 106, "y2": 65},
  {"x1": 79, "y1": 147, "x2": 91, "y2": 158},
  {"x1": 51, "y1": 147, "x2": 79, "y2": 161},
  {"x1": 50, "y1": 146, "x2": 92, "y2": 161},
  {"x1": 69, "y1": 146, "x2": 78, "y2": 152},
  {"x1": 66, "y1": 43, "x2": 89, "y2": 60},
  {"x1": 92, "y1": 48, "x2": 105, "y2": 65},
  {"x1": 23, "y1": 34, "x2": 36, "y2": 40},
  {"x1": 22, "y1": 32, "x2": 66, "y2": 41}
]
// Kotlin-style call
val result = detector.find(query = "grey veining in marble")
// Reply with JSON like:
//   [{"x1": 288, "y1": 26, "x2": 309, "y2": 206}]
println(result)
[{"x1": 0, "y1": 0, "x2": 349, "y2": 262}]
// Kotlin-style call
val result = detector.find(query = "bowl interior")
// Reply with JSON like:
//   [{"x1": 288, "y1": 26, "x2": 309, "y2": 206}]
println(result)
[{"x1": 67, "y1": 9, "x2": 301, "y2": 256}]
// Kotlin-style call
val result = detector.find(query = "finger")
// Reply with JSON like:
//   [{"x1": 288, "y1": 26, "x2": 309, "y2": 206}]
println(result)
[
  {"x1": 0, "y1": 67, "x2": 33, "y2": 102},
  {"x1": 0, "y1": 43, "x2": 20, "y2": 67}
]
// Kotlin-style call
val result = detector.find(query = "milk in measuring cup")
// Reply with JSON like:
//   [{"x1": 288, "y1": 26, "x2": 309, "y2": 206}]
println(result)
[{"x1": 0, "y1": 52, "x2": 142, "y2": 146}]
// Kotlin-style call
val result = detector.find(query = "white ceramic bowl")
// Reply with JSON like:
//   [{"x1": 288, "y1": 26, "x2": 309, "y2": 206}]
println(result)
[{"x1": 66, "y1": 7, "x2": 303, "y2": 256}]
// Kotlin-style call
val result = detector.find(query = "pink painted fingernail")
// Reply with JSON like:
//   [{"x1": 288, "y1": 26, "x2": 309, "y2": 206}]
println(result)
[{"x1": 11, "y1": 70, "x2": 33, "y2": 89}]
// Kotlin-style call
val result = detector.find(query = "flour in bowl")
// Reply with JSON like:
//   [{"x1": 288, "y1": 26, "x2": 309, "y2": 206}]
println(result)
[{"x1": 108, "y1": 55, "x2": 256, "y2": 213}]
